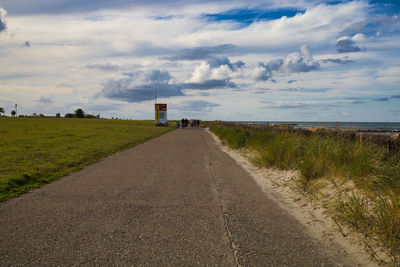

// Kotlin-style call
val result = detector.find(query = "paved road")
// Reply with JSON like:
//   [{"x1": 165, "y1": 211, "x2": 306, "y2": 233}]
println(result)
[{"x1": 0, "y1": 129, "x2": 352, "y2": 266}]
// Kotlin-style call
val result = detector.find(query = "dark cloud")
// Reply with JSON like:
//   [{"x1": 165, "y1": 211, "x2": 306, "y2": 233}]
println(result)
[
  {"x1": 0, "y1": 0, "x2": 148, "y2": 14},
  {"x1": 336, "y1": 38, "x2": 361, "y2": 53},
  {"x1": 102, "y1": 58, "x2": 244, "y2": 102},
  {"x1": 0, "y1": 18, "x2": 5, "y2": 32},
  {"x1": 181, "y1": 79, "x2": 236, "y2": 90},
  {"x1": 288, "y1": 80, "x2": 296, "y2": 84},
  {"x1": 22, "y1": 41, "x2": 30, "y2": 47},
  {"x1": 135, "y1": 69, "x2": 172, "y2": 81},
  {"x1": 253, "y1": 60, "x2": 282, "y2": 81},
  {"x1": 345, "y1": 97, "x2": 361, "y2": 100},
  {"x1": 102, "y1": 70, "x2": 184, "y2": 102},
  {"x1": 321, "y1": 58, "x2": 354, "y2": 64},
  {"x1": 38, "y1": 96, "x2": 52, "y2": 104},
  {"x1": 280, "y1": 88, "x2": 330, "y2": 93},
  {"x1": 1, "y1": 0, "x2": 262, "y2": 15},
  {"x1": 164, "y1": 44, "x2": 235, "y2": 61},
  {"x1": 0, "y1": 7, "x2": 6, "y2": 33},
  {"x1": 103, "y1": 81, "x2": 183, "y2": 102},
  {"x1": 174, "y1": 100, "x2": 219, "y2": 112},
  {"x1": 391, "y1": 95, "x2": 400, "y2": 99},
  {"x1": 352, "y1": 100, "x2": 366, "y2": 104},
  {"x1": 86, "y1": 63, "x2": 121, "y2": 71},
  {"x1": 372, "y1": 97, "x2": 389, "y2": 102},
  {"x1": 206, "y1": 57, "x2": 245, "y2": 71}
]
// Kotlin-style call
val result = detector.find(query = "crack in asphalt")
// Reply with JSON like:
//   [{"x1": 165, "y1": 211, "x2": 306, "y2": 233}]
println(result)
[{"x1": 203, "y1": 133, "x2": 241, "y2": 267}]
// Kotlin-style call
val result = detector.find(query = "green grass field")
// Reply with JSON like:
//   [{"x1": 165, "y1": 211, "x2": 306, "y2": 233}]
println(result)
[{"x1": 0, "y1": 117, "x2": 174, "y2": 202}]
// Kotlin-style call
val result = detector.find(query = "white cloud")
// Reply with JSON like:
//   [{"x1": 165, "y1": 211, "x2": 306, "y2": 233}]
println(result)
[
  {"x1": 0, "y1": 1, "x2": 399, "y2": 121},
  {"x1": 377, "y1": 67, "x2": 400, "y2": 84}
]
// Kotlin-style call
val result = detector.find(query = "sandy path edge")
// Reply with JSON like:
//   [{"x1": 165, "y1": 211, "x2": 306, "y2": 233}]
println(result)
[{"x1": 206, "y1": 128, "x2": 382, "y2": 267}]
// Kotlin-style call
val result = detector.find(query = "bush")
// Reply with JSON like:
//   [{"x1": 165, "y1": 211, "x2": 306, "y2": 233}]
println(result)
[{"x1": 74, "y1": 108, "x2": 85, "y2": 118}]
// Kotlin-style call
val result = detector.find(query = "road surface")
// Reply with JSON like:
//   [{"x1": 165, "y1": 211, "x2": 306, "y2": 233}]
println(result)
[{"x1": 0, "y1": 129, "x2": 353, "y2": 266}]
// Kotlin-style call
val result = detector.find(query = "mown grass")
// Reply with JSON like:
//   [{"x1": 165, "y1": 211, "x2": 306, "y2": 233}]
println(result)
[
  {"x1": 0, "y1": 117, "x2": 173, "y2": 202},
  {"x1": 210, "y1": 123, "x2": 400, "y2": 263}
]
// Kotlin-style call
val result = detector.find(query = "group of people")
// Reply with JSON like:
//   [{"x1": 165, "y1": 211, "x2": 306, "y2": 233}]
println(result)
[{"x1": 177, "y1": 118, "x2": 200, "y2": 128}]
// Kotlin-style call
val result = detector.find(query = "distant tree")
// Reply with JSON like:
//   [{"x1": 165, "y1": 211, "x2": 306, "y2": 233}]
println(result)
[
  {"x1": 11, "y1": 110, "x2": 16, "y2": 117},
  {"x1": 0, "y1": 107, "x2": 4, "y2": 116},
  {"x1": 39, "y1": 113, "x2": 45, "y2": 117},
  {"x1": 74, "y1": 108, "x2": 85, "y2": 118},
  {"x1": 65, "y1": 113, "x2": 74, "y2": 118},
  {"x1": 32, "y1": 113, "x2": 37, "y2": 117},
  {"x1": 55, "y1": 113, "x2": 61, "y2": 118}
]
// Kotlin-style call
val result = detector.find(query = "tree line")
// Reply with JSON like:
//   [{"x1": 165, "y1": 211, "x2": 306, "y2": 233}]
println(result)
[{"x1": 0, "y1": 107, "x2": 100, "y2": 119}]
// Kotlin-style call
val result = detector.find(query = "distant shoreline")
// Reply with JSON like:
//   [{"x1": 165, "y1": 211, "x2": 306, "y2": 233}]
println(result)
[{"x1": 233, "y1": 121, "x2": 400, "y2": 133}]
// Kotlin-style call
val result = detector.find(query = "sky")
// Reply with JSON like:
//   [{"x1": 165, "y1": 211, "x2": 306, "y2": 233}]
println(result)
[{"x1": 0, "y1": 0, "x2": 399, "y2": 121}]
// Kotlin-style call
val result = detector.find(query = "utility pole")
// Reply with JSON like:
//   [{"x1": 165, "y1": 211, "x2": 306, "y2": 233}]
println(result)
[
  {"x1": 154, "y1": 80, "x2": 158, "y2": 105},
  {"x1": 15, "y1": 104, "x2": 17, "y2": 116}
]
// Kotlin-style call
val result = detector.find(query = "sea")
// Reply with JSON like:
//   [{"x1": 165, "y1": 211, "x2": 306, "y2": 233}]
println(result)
[{"x1": 237, "y1": 121, "x2": 400, "y2": 135}]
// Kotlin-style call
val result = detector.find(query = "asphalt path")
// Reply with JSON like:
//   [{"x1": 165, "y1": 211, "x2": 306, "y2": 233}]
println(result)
[{"x1": 0, "y1": 129, "x2": 352, "y2": 266}]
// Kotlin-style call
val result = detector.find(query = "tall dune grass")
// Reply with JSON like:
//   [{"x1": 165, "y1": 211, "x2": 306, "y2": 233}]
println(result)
[{"x1": 210, "y1": 123, "x2": 400, "y2": 262}]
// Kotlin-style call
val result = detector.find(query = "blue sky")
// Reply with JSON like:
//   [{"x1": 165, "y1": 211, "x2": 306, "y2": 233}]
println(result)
[{"x1": 0, "y1": 0, "x2": 399, "y2": 121}]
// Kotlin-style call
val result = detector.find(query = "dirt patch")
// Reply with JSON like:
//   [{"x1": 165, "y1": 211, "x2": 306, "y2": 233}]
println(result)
[{"x1": 206, "y1": 129, "x2": 383, "y2": 266}]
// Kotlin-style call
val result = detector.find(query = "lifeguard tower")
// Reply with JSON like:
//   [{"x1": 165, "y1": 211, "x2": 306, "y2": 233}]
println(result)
[{"x1": 155, "y1": 103, "x2": 168, "y2": 126}]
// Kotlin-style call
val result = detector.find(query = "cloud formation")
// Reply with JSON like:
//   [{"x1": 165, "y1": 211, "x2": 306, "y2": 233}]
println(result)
[
  {"x1": 321, "y1": 58, "x2": 354, "y2": 64},
  {"x1": 0, "y1": 7, "x2": 7, "y2": 32},
  {"x1": 253, "y1": 45, "x2": 320, "y2": 81},
  {"x1": 352, "y1": 100, "x2": 366, "y2": 104},
  {"x1": 336, "y1": 36, "x2": 361, "y2": 53},
  {"x1": 38, "y1": 96, "x2": 52, "y2": 104},
  {"x1": 182, "y1": 57, "x2": 244, "y2": 89},
  {"x1": 341, "y1": 14, "x2": 400, "y2": 37},
  {"x1": 372, "y1": 97, "x2": 389, "y2": 102},
  {"x1": 102, "y1": 58, "x2": 245, "y2": 103},
  {"x1": 165, "y1": 44, "x2": 235, "y2": 60},
  {"x1": 86, "y1": 63, "x2": 121, "y2": 71},
  {"x1": 102, "y1": 70, "x2": 184, "y2": 102}
]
